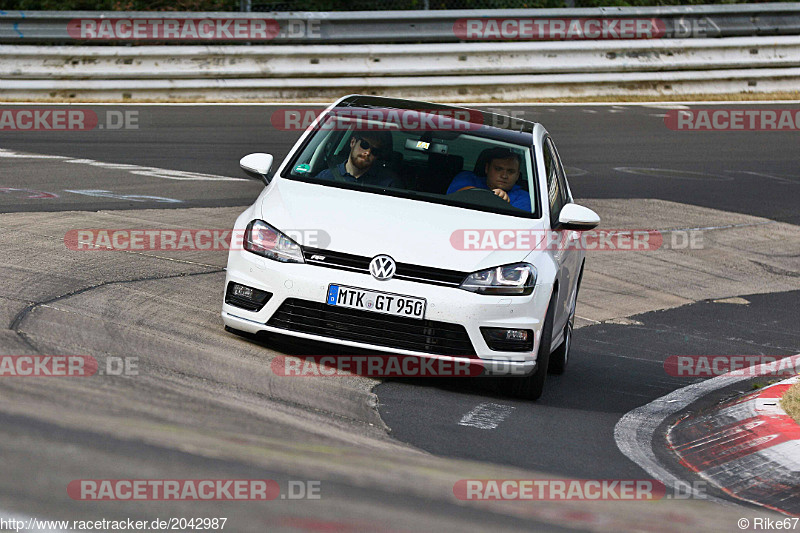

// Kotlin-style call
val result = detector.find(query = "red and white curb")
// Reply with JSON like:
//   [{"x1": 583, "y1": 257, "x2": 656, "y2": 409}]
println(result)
[
  {"x1": 615, "y1": 354, "x2": 800, "y2": 512},
  {"x1": 668, "y1": 375, "x2": 800, "y2": 515}
]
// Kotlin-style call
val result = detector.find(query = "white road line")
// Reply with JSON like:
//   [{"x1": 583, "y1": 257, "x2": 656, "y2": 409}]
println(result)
[
  {"x1": 0, "y1": 149, "x2": 66, "y2": 159},
  {"x1": 614, "y1": 166, "x2": 734, "y2": 181},
  {"x1": 614, "y1": 353, "x2": 800, "y2": 505},
  {"x1": 664, "y1": 220, "x2": 775, "y2": 233},
  {"x1": 642, "y1": 105, "x2": 691, "y2": 110},
  {"x1": 727, "y1": 170, "x2": 798, "y2": 185},
  {"x1": 63, "y1": 158, "x2": 247, "y2": 181},
  {"x1": 0, "y1": 148, "x2": 246, "y2": 181},
  {"x1": 459, "y1": 402, "x2": 515, "y2": 430},
  {"x1": 64, "y1": 189, "x2": 182, "y2": 203}
]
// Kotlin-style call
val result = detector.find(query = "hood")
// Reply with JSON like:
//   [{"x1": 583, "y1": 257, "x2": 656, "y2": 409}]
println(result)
[{"x1": 259, "y1": 178, "x2": 546, "y2": 273}]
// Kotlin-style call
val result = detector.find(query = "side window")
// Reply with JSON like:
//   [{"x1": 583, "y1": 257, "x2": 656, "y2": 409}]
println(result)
[
  {"x1": 544, "y1": 138, "x2": 565, "y2": 228},
  {"x1": 549, "y1": 138, "x2": 572, "y2": 204}
]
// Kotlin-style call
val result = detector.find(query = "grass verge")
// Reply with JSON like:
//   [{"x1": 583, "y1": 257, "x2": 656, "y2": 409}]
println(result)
[{"x1": 780, "y1": 381, "x2": 800, "y2": 424}]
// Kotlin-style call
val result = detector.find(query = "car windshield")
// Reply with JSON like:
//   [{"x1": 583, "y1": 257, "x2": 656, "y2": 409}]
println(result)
[{"x1": 281, "y1": 107, "x2": 539, "y2": 218}]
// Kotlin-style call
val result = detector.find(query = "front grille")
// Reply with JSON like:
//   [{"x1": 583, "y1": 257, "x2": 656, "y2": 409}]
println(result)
[
  {"x1": 302, "y1": 248, "x2": 468, "y2": 287},
  {"x1": 267, "y1": 298, "x2": 476, "y2": 357},
  {"x1": 303, "y1": 248, "x2": 369, "y2": 273}
]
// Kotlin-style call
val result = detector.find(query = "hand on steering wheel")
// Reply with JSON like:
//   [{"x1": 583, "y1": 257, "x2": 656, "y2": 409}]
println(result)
[
  {"x1": 462, "y1": 186, "x2": 510, "y2": 203},
  {"x1": 491, "y1": 188, "x2": 510, "y2": 202}
]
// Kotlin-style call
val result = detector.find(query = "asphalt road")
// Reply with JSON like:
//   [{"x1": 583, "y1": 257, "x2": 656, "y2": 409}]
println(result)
[
  {"x1": 1, "y1": 103, "x2": 799, "y2": 222},
  {"x1": 377, "y1": 290, "x2": 800, "y2": 486},
  {"x1": 1, "y1": 103, "x2": 798, "y2": 530}
]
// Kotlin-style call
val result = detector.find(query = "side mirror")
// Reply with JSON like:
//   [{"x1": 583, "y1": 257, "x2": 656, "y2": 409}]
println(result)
[
  {"x1": 557, "y1": 203, "x2": 600, "y2": 231},
  {"x1": 240, "y1": 153, "x2": 274, "y2": 185}
]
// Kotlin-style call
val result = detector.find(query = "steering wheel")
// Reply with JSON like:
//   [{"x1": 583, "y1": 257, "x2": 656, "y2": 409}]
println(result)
[{"x1": 447, "y1": 186, "x2": 512, "y2": 209}]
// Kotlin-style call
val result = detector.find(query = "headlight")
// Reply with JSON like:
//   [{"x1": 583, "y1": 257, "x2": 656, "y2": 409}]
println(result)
[
  {"x1": 459, "y1": 263, "x2": 536, "y2": 296},
  {"x1": 243, "y1": 220, "x2": 305, "y2": 263}
]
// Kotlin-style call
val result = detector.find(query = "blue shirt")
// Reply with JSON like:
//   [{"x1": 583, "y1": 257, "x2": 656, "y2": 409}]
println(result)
[
  {"x1": 447, "y1": 171, "x2": 531, "y2": 212},
  {"x1": 315, "y1": 162, "x2": 399, "y2": 188}
]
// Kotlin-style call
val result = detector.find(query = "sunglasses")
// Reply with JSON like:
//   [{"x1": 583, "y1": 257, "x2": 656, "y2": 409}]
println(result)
[{"x1": 356, "y1": 138, "x2": 385, "y2": 157}]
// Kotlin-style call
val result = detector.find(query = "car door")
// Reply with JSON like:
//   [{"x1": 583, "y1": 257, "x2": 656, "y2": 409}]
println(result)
[{"x1": 543, "y1": 137, "x2": 581, "y2": 339}]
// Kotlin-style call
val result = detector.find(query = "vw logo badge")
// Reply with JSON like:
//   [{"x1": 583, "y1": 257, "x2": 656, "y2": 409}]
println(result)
[{"x1": 369, "y1": 255, "x2": 396, "y2": 281}]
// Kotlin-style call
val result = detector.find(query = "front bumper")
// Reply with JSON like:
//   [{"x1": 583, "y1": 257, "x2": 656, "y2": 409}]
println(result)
[{"x1": 222, "y1": 246, "x2": 552, "y2": 377}]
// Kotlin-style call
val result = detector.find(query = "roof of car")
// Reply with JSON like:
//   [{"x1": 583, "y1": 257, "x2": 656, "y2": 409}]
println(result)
[{"x1": 337, "y1": 95, "x2": 538, "y2": 135}]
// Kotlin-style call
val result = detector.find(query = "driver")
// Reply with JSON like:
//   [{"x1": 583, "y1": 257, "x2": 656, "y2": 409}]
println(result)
[
  {"x1": 446, "y1": 147, "x2": 531, "y2": 212},
  {"x1": 315, "y1": 130, "x2": 399, "y2": 188}
]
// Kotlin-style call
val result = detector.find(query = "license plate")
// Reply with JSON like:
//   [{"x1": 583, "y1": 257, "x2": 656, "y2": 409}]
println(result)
[{"x1": 326, "y1": 284, "x2": 426, "y2": 320}]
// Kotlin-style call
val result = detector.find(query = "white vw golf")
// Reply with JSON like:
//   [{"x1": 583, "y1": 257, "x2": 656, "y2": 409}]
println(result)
[{"x1": 222, "y1": 95, "x2": 599, "y2": 400}]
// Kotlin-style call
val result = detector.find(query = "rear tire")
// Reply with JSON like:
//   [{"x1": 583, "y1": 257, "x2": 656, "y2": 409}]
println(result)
[{"x1": 506, "y1": 291, "x2": 555, "y2": 401}]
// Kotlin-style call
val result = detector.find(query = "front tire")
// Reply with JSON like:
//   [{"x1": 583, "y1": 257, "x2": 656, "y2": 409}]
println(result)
[
  {"x1": 550, "y1": 265, "x2": 583, "y2": 375},
  {"x1": 548, "y1": 307, "x2": 573, "y2": 375},
  {"x1": 506, "y1": 291, "x2": 555, "y2": 401}
]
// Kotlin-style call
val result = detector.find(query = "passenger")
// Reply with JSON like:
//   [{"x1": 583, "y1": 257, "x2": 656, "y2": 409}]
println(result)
[
  {"x1": 316, "y1": 130, "x2": 399, "y2": 188},
  {"x1": 446, "y1": 147, "x2": 531, "y2": 212}
]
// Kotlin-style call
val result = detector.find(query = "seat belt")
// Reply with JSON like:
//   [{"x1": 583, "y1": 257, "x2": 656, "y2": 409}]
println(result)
[{"x1": 329, "y1": 161, "x2": 349, "y2": 182}]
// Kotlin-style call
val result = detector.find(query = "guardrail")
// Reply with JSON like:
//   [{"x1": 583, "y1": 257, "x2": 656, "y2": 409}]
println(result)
[
  {"x1": 3, "y1": 6, "x2": 800, "y2": 100},
  {"x1": 4, "y1": 37, "x2": 800, "y2": 79},
  {"x1": 2, "y1": 4, "x2": 800, "y2": 44},
  {"x1": 3, "y1": 37, "x2": 800, "y2": 100}
]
